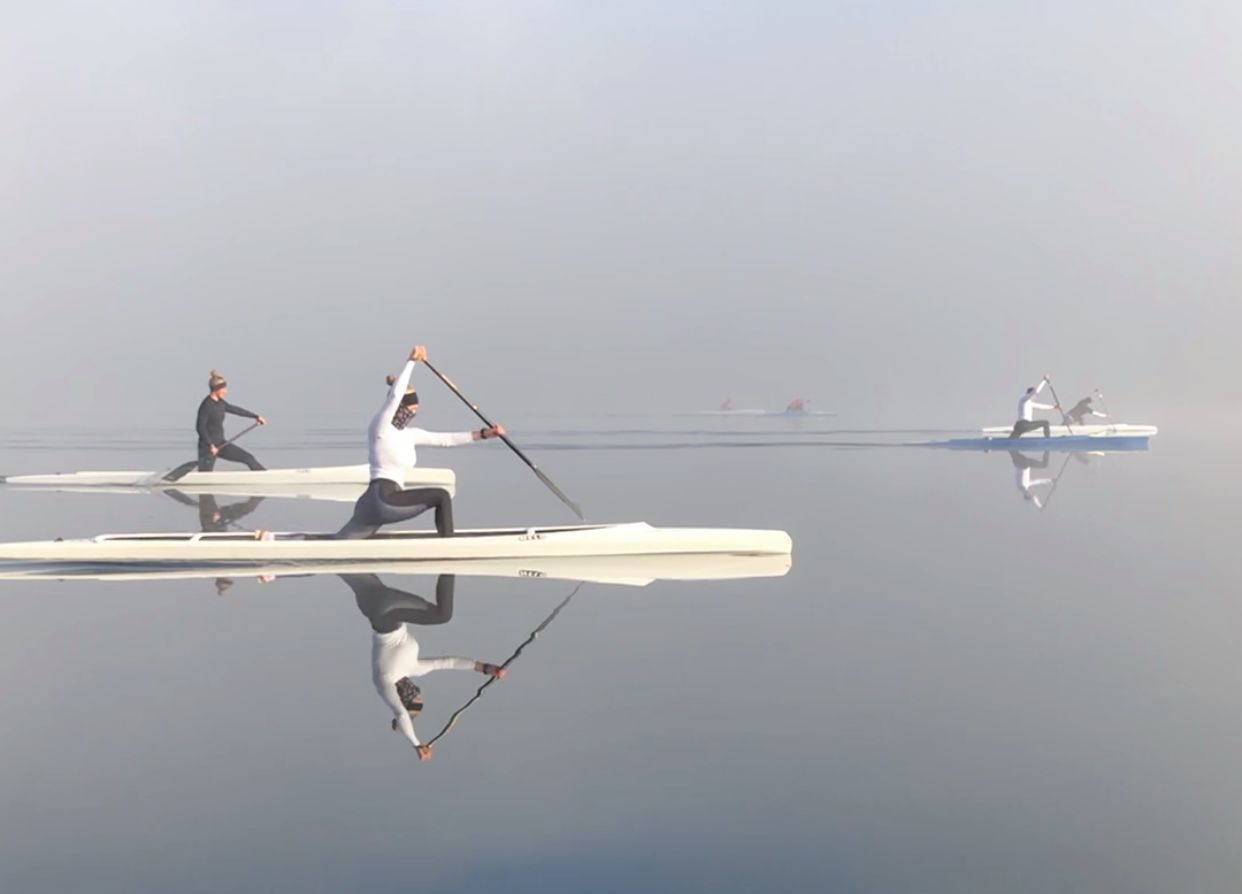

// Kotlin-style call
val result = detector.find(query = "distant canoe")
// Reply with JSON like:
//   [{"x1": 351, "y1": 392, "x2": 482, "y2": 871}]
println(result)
[{"x1": 980, "y1": 423, "x2": 1158, "y2": 438}]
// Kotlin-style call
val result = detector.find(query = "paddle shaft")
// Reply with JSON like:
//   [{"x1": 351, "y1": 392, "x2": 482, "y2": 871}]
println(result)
[
  {"x1": 162, "y1": 422, "x2": 261, "y2": 483},
  {"x1": 1044, "y1": 380, "x2": 1073, "y2": 435},
  {"x1": 421, "y1": 360, "x2": 585, "y2": 520},
  {"x1": 1093, "y1": 388, "x2": 1115, "y2": 421}
]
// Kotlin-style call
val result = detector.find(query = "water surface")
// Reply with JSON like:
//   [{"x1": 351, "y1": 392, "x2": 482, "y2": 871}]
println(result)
[{"x1": 0, "y1": 419, "x2": 1236, "y2": 893}]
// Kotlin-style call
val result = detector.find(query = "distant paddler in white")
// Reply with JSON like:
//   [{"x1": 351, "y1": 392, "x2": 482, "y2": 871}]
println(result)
[
  {"x1": 334, "y1": 345, "x2": 505, "y2": 540},
  {"x1": 197, "y1": 370, "x2": 268, "y2": 471},
  {"x1": 1007, "y1": 376, "x2": 1057, "y2": 439},
  {"x1": 346, "y1": 573, "x2": 507, "y2": 761}
]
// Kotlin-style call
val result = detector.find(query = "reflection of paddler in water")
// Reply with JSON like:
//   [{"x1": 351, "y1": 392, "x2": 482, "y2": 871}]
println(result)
[
  {"x1": 1009, "y1": 450, "x2": 1053, "y2": 509},
  {"x1": 164, "y1": 490, "x2": 266, "y2": 532},
  {"x1": 163, "y1": 491, "x2": 268, "y2": 593},
  {"x1": 346, "y1": 573, "x2": 507, "y2": 761}
]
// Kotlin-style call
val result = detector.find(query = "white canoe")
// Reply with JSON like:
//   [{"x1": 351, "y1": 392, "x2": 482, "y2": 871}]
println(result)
[
  {"x1": 981, "y1": 423, "x2": 1158, "y2": 437},
  {"x1": 0, "y1": 522, "x2": 793, "y2": 565},
  {"x1": 0, "y1": 552, "x2": 791, "y2": 586},
  {"x1": 0, "y1": 464, "x2": 456, "y2": 499}
]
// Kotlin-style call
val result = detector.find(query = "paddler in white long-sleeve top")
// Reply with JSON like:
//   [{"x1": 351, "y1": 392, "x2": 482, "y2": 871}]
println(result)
[
  {"x1": 1007, "y1": 376, "x2": 1056, "y2": 439},
  {"x1": 334, "y1": 345, "x2": 505, "y2": 539},
  {"x1": 345, "y1": 573, "x2": 507, "y2": 761}
]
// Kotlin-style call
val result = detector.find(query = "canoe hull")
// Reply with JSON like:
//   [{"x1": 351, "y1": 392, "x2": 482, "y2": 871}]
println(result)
[
  {"x1": 0, "y1": 552, "x2": 792, "y2": 586},
  {"x1": 924, "y1": 435, "x2": 1149, "y2": 452},
  {"x1": 0, "y1": 523, "x2": 794, "y2": 564}
]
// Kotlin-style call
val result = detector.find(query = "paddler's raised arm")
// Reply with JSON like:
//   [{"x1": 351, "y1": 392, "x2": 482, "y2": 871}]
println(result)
[{"x1": 380, "y1": 345, "x2": 428, "y2": 419}]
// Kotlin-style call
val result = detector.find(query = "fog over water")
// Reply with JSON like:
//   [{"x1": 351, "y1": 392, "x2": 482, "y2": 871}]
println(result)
[{"x1": 4, "y1": 1, "x2": 1240, "y2": 425}]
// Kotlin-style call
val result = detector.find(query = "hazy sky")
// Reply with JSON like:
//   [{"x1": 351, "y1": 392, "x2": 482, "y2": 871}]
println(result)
[{"x1": 4, "y1": 1, "x2": 1239, "y2": 428}]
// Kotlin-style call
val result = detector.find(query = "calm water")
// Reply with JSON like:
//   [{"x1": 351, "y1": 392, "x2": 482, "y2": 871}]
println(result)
[{"x1": 1, "y1": 418, "x2": 1238, "y2": 893}]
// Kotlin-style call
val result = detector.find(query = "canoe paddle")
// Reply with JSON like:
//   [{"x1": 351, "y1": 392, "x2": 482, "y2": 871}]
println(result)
[
  {"x1": 158, "y1": 422, "x2": 261, "y2": 484},
  {"x1": 1044, "y1": 378, "x2": 1074, "y2": 435},
  {"x1": 422, "y1": 360, "x2": 585, "y2": 520},
  {"x1": 1093, "y1": 388, "x2": 1115, "y2": 431}
]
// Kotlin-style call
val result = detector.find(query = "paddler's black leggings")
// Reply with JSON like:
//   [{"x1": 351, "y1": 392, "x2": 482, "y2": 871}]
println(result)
[
  {"x1": 197, "y1": 443, "x2": 265, "y2": 472},
  {"x1": 1007, "y1": 419, "x2": 1051, "y2": 439},
  {"x1": 345, "y1": 573, "x2": 456, "y2": 633},
  {"x1": 333, "y1": 479, "x2": 455, "y2": 539}
]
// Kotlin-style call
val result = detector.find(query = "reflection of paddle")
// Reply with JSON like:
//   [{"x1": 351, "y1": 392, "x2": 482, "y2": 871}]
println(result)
[
  {"x1": 422, "y1": 360, "x2": 584, "y2": 520},
  {"x1": 424, "y1": 583, "x2": 582, "y2": 750},
  {"x1": 159, "y1": 422, "x2": 261, "y2": 483},
  {"x1": 1038, "y1": 452, "x2": 1076, "y2": 511}
]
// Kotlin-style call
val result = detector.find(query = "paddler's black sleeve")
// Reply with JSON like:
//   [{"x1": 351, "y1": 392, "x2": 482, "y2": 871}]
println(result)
[{"x1": 222, "y1": 400, "x2": 260, "y2": 420}]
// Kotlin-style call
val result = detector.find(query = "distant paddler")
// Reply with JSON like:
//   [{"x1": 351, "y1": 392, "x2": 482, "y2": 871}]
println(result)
[
  {"x1": 1007, "y1": 376, "x2": 1056, "y2": 439},
  {"x1": 334, "y1": 345, "x2": 505, "y2": 540},
  {"x1": 197, "y1": 370, "x2": 267, "y2": 472},
  {"x1": 785, "y1": 397, "x2": 809, "y2": 414},
  {"x1": 1062, "y1": 395, "x2": 1109, "y2": 427}
]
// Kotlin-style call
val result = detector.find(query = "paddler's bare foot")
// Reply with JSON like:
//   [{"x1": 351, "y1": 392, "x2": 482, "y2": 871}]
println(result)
[{"x1": 254, "y1": 529, "x2": 274, "y2": 541}]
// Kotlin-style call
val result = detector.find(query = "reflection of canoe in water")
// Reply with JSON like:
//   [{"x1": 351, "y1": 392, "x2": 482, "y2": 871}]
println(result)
[
  {"x1": 916, "y1": 435, "x2": 1150, "y2": 452},
  {"x1": 980, "y1": 423, "x2": 1158, "y2": 437},
  {"x1": 0, "y1": 552, "x2": 792, "y2": 586},
  {"x1": 0, "y1": 465, "x2": 456, "y2": 501},
  {"x1": 0, "y1": 522, "x2": 793, "y2": 565}
]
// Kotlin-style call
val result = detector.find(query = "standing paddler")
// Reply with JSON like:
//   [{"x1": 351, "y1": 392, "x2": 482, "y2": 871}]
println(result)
[
  {"x1": 334, "y1": 345, "x2": 505, "y2": 540},
  {"x1": 196, "y1": 370, "x2": 267, "y2": 471},
  {"x1": 1006, "y1": 376, "x2": 1056, "y2": 439}
]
